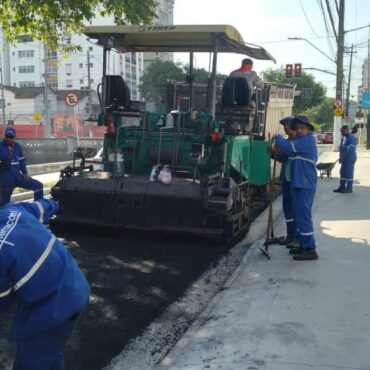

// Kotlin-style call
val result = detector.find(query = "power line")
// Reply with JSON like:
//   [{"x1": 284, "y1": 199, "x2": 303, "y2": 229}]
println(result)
[
  {"x1": 324, "y1": 0, "x2": 338, "y2": 42},
  {"x1": 317, "y1": 0, "x2": 336, "y2": 57},
  {"x1": 298, "y1": 0, "x2": 321, "y2": 37}
]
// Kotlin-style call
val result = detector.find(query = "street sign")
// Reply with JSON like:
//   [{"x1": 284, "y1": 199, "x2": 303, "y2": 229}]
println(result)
[
  {"x1": 334, "y1": 100, "x2": 342, "y2": 108},
  {"x1": 64, "y1": 92, "x2": 79, "y2": 107},
  {"x1": 362, "y1": 92, "x2": 370, "y2": 108},
  {"x1": 32, "y1": 112, "x2": 42, "y2": 121},
  {"x1": 333, "y1": 107, "x2": 343, "y2": 117}
]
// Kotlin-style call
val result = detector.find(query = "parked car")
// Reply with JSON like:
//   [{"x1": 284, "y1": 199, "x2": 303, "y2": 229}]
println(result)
[{"x1": 323, "y1": 131, "x2": 333, "y2": 144}]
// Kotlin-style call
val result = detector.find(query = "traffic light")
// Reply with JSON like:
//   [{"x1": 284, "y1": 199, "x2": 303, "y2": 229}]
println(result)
[
  {"x1": 294, "y1": 63, "x2": 302, "y2": 78},
  {"x1": 285, "y1": 64, "x2": 293, "y2": 79}
]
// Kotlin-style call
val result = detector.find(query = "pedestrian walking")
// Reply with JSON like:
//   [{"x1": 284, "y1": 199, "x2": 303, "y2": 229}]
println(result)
[
  {"x1": 334, "y1": 125, "x2": 357, "y2": 193},
  {"x1": 0, "y1": 127, "x2": 43, "y2": 206},
  {"x1": 270, "y1": 116, "x2": 297, "y2": 246},
  {"x1": 0, "y1": 199, "x2": 90, "y2": 370},
  {"x1": 274, "y1": 115, "x2": 319, "y2": 261}
]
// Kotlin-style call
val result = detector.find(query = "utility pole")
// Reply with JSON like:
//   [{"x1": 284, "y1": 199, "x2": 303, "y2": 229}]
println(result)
[
  {"x1": 367, "y1": 29, "x2": 370, "y2": 149},
  {"x1": 345, "y1": 44, "x2": 354, "y2": 119},
  {"x1": 333, "y1": 0, "x2": 345, "y2": 151},
  {"x1": 87, "y1": 51, "x2": 92, "y2": 117},
  {"x1": 0, "y1": 54, "x2": 6, "y2": 126},
  {"x1": 43, "y1": 44, "x2": 51, "y2": 138}
]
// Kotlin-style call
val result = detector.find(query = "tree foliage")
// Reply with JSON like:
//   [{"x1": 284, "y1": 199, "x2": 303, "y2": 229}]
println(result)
[
  {"x1": 140, "y1": 59, "x2": 227, "y2": 109},
  {"x1": 0, "y1": 0, "x2": 157, "y2": 52},
  {"x1": 261, "y1": 68, "x2": 327, "y2": 114},
  {"x1": 300, "y1": 97, "x2": 335, "y2": 132}
]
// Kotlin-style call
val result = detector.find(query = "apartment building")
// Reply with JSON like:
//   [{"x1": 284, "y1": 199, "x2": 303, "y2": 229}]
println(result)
[{"x1": 0, "y1": 0, "x2": 174, "y2": 102}]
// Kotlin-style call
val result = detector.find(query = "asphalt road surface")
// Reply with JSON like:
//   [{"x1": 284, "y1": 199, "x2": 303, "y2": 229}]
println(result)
[{"x1": 0, "y1": 227, "x2": 231, "y2": 370}]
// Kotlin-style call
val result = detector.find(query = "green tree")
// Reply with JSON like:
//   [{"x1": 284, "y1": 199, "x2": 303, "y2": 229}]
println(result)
[
  {"x1": 140, "y1": 60, "x2": 184, "y2": 108},
  {"x1": 0, "y1": 0, "x2": 156, "y2": 52},
  {"x1": 301, "y1": 97, "x2": 335, "y2": 132},
  {"x1": 140, "y1": 59, "x2": 227, "y2": 109},
  {"x1": 262, "y1": 68, "x2": 327, "y2": 114}
]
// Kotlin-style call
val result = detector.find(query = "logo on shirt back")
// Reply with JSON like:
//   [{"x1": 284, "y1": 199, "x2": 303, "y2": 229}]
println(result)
[{"x1": 0, "y1": 211, "x2": 20, "y2": 250}]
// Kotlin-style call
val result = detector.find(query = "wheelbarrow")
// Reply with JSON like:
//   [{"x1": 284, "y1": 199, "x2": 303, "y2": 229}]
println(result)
[{"x1": 316, "y1": 159, "x2": 339, "y2": 179}]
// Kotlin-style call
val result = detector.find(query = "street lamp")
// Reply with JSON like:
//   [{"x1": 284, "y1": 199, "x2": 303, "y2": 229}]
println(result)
[{"x1": 287, "y1": 37, "x2": 336, "y2": 63}]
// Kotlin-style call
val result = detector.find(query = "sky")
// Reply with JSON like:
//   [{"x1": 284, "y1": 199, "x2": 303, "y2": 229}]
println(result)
[{"x1": 173, "y1": 0, "x2": 370, "y2": 99}]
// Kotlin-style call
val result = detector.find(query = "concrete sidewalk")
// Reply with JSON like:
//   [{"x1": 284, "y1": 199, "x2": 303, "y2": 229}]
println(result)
[{"x1": 156, "y1": 149, "x2": 370, "y2": 370}]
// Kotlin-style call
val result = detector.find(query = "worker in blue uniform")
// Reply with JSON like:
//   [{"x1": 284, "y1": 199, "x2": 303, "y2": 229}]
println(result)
[
  {"x1": 270, "y1": 116, "x2": 297, "y2": 246},
  {"x1": 274, "y1": 115, "x2": 319, "y2": 261},
  {"x1": 0, "y1": 199, "x2": 90, "y2": 370},
  {"x1": 334, "y1": 125, "x2": 357, "y2": 193},
  {"x1": 0, "y1": 127, "x2": 43, "y2": 206}
]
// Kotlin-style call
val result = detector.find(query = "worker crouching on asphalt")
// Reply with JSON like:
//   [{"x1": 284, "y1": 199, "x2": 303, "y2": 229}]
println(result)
[
  {"x1": 0, "y1": 199, "x2": 90, "y2": 369},
  {"x1": 273, "y1": 115, "x2": 319, "y2": 261},
  {"x1": 333, "y1": 125, "x2": 357, "y2": 193},
  {"x1": 270, "y1": 116, "x2": 297, "y2": 246},
  {"x1": 0, "y1": 127, "x2": 43, "y2": 206}
]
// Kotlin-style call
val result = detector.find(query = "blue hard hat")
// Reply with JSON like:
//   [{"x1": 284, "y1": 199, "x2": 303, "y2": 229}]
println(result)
[
  {"x1": 291, "y1": 115, "x2": 314, "y2": 131},
  {"x1": 4, "y1": 127, "x2": 16, "y2": 137}
]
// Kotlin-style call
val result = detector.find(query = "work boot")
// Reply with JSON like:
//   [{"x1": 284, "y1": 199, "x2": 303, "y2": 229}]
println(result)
[
  {"x1": 286, "y1": 240, "x2": 300, "y2": 249},
  {"x1": 293, "y1": 249, "x2": 319, "y2": 261},
  {"x1": 333, "y1": 187, "x2": 344, "y2": 193},
  {"x1": 278, "y1": 236, "x2": 294, "y2": 245},
  {"x1": 289, "y1": 247, "x2": 303, "y2": 255},
  {"x1": 341, "y1": 189, "x2": 353, "y2": 193}
]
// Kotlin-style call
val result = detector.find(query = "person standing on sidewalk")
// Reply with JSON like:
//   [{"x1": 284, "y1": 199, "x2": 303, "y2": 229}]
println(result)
[
  {"x1": 270, "y1": 116, "x2": 297, "y2": 246},
  {"x1": 0, "y1": 127, "x2": 43, "y2": 206},
  {"x1": 0, "y1": 199, "x2": 90, "y2": 370},
  {"x1": 333, "y1": 125, "x2": 357, "y2": 193},
  {"x1": 274, "y1": 115, "x2": 319, "y2": 261}
]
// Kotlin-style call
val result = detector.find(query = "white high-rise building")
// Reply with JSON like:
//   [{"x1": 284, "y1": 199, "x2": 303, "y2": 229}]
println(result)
[
  {"x1": 0, "y1": 1, "x2": 174, "y2": 101},
  {"x1": 143, "y1": 0, "x2": 175, "y2": 69}
]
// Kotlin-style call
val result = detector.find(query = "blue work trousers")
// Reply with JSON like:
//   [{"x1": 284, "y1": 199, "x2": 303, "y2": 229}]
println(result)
[
  {"x1": 291, "y1": 187, "x2": 316, "y2": 250},
  {"x1": 282, "y1": 180, "x2": 295, "y2": 239},
  {"x1": 0, "y1": 177, "x2": 43, "y2": 206},
  {"x1": 12, "y1": 319, "x2": 76, "y2": 370},
  {"x1": 339, "y1": 160, "x2": 356, "y2": 191}
]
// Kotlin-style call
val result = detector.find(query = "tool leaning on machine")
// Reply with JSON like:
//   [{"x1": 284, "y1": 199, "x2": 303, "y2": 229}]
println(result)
[{"x1": 259, "y1": 135, "x2": 280, "y2": 259}]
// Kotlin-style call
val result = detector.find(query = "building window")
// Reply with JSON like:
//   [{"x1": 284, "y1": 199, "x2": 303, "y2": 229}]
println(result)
[
  {"x1": 47, "y1": 82, "x2": 58, "y2": 88},
  {"x1": 79, "y1": 63, "x2": 83, "y2": 68},
  {"x1": 13, "y1": 67, "x2": 15, "y2": 72},
  {"x1": 66, "y1": 79, "x2": 73, "y2": 88},
  {"x1": 18, "y1": 50, "x2": 34, "y2": 58},
  {"x1": 19, "y1": 81, "x2": 35, "y2": 87},
  {"x1": 12, "y1": 52, "x2": 15, "y2": 56},
  {"x1": 47, "y1": 51, "x2": 57, "y2": 59},
  {"x1": 65, "y1": 63, "x2": 72, "y2": 74},
  {"x1": 80, "y1": 79, "x2": 84, "y2": 84},
  {"x1": 89, "y1": 79, "x2": 94, "y2": 84},
  {"x1": 19, "y1": 66, "x2": 35, "y2": 73},
  {"x1": 46, "y1": 66, "x2": 58, "y2": 75},
  {"x1": 89, "y1": 46, "x2": 93, "y2": 51},
  {"x1": 89, "y1": 63, "x2": 93, "y2": 68}
]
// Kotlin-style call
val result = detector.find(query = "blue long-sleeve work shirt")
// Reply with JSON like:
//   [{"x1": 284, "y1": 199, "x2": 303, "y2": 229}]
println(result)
[
  {"x1": 0, "y1": 199, "x2": 90, "y2": 340},
  {"x1": 339, "y1": 133, "x2": 357, "y2": 163},
  {"x1": 0, "y1": 141, "x2": 28, "y2": 183},
  {"x1": 275, "y1": 133, "x2": 318, "y2": 190}
]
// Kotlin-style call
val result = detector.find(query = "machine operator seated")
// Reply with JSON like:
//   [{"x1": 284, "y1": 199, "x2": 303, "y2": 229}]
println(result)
[{"x1": 222, "y1": 58, "x2": 264, "y2": 111}]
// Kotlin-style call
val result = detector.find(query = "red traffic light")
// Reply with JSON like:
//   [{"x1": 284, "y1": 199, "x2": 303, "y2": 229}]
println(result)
[
  {"x1": 285, "y1": 64, "x2": 293, "y2": 79},
  {"x1": 294, "y1": 63, "x2": 302, "y2": 78}
]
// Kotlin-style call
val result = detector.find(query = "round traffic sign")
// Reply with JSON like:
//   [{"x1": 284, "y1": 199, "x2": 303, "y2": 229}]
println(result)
[{"x1": 65, "y1": 92, "x2": 79, "y2": 107}]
